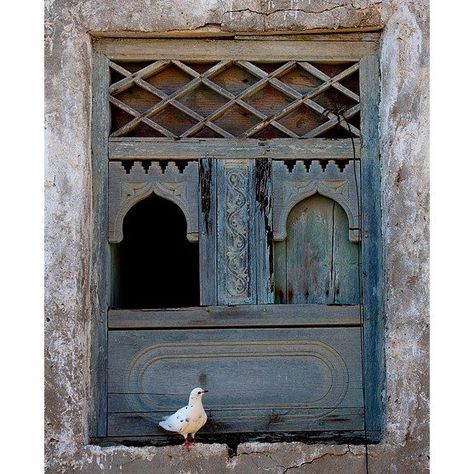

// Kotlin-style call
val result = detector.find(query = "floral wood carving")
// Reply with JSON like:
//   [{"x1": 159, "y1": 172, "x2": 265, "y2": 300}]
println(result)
[
  {"x1": 108, "y1": 161, "x2": 199, "y2": 243},
  {"x1": 225, "y1": 165, "x2": 250, "y2": 299},
  {"x1": 217, "y1": 160, "x2": 253, "y2": 304},
  {"x1": 272, "y1": 160, "x2": 361, "y2": 242}
]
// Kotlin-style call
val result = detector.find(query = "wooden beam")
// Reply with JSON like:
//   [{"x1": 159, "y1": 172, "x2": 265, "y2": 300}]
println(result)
[
  {"x1": 95, "y1": 38, "x2": 377, "y2": 61},
  {"x1": 91, "y1": 31, "x2": 381, "y2": 40},
  {"x1": 233, "y1": 32, "x2": 381, "y2": 41},
  {"x1": 108, "y1": 304, "x2": 361, "y2": 329},
  {"x1": 109, "y1": 138, "x2": 361, "y2": 160}
]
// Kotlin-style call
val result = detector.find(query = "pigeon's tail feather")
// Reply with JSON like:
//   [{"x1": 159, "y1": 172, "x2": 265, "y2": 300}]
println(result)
[{"x1": 159, "y1": 421, "x2": 172, "y2": 432}]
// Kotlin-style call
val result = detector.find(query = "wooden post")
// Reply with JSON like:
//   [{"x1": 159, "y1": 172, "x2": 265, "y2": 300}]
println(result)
[
  {"x1": 90, "y1": 48, "x2": 110, "y2": 438},
  {"x1": 360, "y1": 53, "x2": 384, "y2": 440}
]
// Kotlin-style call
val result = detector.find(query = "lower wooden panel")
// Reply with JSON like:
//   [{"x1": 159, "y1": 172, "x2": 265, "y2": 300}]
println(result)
[{"x1": 107, "y1": 327, "x2": 363, "y2": 437}]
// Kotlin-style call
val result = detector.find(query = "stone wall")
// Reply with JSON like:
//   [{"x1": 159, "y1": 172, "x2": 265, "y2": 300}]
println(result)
[{"x1": 45, "y1": 1, "x2": 429, "y2": 472}]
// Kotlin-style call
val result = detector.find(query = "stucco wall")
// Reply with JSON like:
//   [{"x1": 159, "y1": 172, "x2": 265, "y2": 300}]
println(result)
[{"x1": 45, "y1": 1, "x2": 429, "y2": 472}]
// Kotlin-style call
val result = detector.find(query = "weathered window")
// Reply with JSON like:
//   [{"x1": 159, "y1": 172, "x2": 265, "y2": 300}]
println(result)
[{"x1": 91, "y1": 36, "x2": 383, "y2": 445}]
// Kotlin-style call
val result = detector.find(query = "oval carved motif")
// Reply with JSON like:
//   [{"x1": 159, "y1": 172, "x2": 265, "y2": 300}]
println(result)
[{"x1": 124, "y1": 340, "x2": 349, "y2": 422}]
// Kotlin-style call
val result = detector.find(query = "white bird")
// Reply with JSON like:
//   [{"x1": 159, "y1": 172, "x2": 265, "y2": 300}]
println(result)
[{"x1": 159, "y1": 387, "x2": 208, "y2": 447}]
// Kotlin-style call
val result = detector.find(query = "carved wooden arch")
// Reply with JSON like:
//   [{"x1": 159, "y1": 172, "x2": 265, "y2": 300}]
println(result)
[
  {"x1": 277, "y1": 186, "x2": 359, "y2": 242},
  {"x1": 272, "y1": 160, "x2": 361, "y2": 243},
  {"x1": 108, "y1": 161, "x2": 199, "y2": 243},
  {"x1": 110, "y1": 182, "x2": 197, "y2": 243}
]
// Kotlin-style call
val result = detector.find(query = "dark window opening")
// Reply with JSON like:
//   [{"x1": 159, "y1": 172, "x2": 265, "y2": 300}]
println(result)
[{"x1": 112, "y1": 194, "x2": 200, "y2": 309}]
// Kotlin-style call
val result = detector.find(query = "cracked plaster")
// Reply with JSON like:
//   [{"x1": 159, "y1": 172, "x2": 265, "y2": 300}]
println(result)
[{"x1": 45, "y1": 0, "x2": 429, "y2": 472}]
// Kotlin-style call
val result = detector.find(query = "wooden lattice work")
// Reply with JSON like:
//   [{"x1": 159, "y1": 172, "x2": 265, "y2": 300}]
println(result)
[{"x1": 109, "y1": 60, "x2": 360, "y2": 139}]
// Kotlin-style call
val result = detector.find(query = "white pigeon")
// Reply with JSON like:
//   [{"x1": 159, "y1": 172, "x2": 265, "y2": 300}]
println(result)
[{"x1": 159, "y1": 387, "x2": 208, "y2": 447}]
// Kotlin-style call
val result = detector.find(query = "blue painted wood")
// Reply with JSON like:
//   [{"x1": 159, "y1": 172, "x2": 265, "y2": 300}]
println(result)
[
  {"x1": 360, "y1": 54, "x2": 384, "y2": 438},
  {"x1": 274, "y1": 194, "x2": 359, "y2": 305},
  {"x1": 108, "y1": 408, "x2": 365, "y2": 437},
  {"x1": 98, "y1": 40, "x2": 383, "y2": 442},
  {"x1": 199, "y1": 158, "x2": 217, "y2": 305},
  {"x1": 90, "y1": 50, "x2": 110, "y2": 437},
  {"x1": 284, "y1": 194, "x2": 334, "y2": 304},
  {"x1": 107, "y1": 327, "x2": 364, "y2": 436},
  {"x1": 333, "y1": 199, "x2": 360, "y2": 304},
  {"x1": 108, "y1": 304, "x2": 362, "y2": 329},
  {"x1": 273, "y1": 238, "x2": 287, "y2": 304}
]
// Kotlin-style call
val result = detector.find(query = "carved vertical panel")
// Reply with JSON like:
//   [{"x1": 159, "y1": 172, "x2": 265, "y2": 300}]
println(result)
[
  {"x1": 225, "y1": 165, "x2": 249, "y2": 298},
  {"x1": 217, "y1": 159, "x2": 256, "y2": 305}
]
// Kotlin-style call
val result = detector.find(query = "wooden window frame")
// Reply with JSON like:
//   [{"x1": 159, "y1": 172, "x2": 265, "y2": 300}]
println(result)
[{"x1": 90, "y1": 34, "x2": 383, "y2": 444}]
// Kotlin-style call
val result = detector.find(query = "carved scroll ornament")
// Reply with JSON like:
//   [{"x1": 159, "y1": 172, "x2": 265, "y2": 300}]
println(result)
[
  {"x1": 224, "y1": 164, "x2": 250, "y2": 299},
  {"x1": 216, "y1": 159, "x2": 254, "y2": 305}
]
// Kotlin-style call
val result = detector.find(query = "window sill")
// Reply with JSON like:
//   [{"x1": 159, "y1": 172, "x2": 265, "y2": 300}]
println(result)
[
  {"x1": 90, "y1": 430, "x2": 382, "y2": 452},
  {"x1": 108, "y1": 304, "x2": 361, "y2": 330}
]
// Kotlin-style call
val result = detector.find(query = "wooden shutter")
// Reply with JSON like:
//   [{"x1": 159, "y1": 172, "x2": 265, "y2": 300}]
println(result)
[{"x1": 91, "y1": 36, "x2": 383, "y2": 443}]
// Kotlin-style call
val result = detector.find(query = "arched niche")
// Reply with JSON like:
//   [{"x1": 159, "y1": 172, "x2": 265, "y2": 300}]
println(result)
[
  {"x1": 271, "y1": 159, "x2": 361, "y2": 243},
  {"x1": 274, "y1": 193, "x2": 360, "y2": 305},
  {"x1": 111, "y1": 194, "x2": 200, "y2": 309}
]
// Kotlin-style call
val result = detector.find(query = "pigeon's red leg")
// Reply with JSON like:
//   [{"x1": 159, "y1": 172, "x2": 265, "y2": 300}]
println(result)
[
  {"x1": 182, "y1": 437, "x2": 191, "y2": 448},
  {"x1": 190, "y1": 434, "x2": 196, "y2": 444}
]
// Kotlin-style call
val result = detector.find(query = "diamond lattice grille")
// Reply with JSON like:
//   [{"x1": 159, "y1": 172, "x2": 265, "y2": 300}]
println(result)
[{"x1": 109, "y1": 60, "x2": 360, "y2": 139}]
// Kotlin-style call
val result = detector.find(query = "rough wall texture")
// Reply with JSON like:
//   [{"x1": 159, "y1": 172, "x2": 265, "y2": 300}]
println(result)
[{"x1": 45, "y1": 0, "x2": 429, "y2": 472}]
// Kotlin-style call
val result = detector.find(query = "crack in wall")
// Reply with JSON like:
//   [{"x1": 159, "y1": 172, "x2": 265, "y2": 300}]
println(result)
[
  {"x1": 226, "y1": 7, "x2": 344, "y2": 16},
  {"x1": 283, "y1": 453, "x2": 338, "y2": 473},
  {"x1": 224, "y1": 2, "x2": 383, "y2": 17}
]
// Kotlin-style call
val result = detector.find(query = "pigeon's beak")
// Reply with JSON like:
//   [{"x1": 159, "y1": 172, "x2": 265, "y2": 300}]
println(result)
[{"x1": 203, "y1": 390, "x2": 209, "y2": 393}]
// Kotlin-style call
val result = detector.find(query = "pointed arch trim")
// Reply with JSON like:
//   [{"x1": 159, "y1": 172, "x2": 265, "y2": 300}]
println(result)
[
  {"x1": 272, "y1": 159, "x2": 361, "y2": 243},
  {"x1": 108, "y1": 161, "x2": 199, "y2": 243}
]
